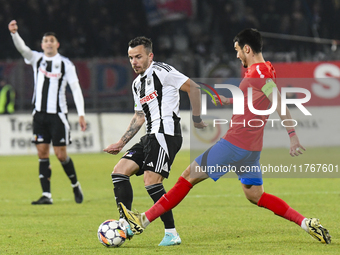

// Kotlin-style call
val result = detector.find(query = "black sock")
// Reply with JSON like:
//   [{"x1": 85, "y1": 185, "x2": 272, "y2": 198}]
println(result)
[
  {"x1": 61, "y1": 156, "x2": 78, "y2": 185},
  {"x1": 146, "y1": 183, "x2": 175, "y2": 229},
  {"x1": 111, "y1": 173, "x2": 133, "y2": 210},
  {"x1": 39, "y1": 158, "x2": 51, "y2": 194}
]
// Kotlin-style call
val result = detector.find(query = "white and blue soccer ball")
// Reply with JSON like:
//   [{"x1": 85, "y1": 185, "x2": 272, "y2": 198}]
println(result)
[{"x1": 97, "y1": 219, "x2": 127, "y2": 248}]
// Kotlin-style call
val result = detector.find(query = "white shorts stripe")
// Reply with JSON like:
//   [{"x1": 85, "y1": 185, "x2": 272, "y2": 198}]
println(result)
[
  {"x1": 58, "y1": 112, "x2": 70, "y2": 145},
  {"x1": 155, "y1": 148, "x2": 165, "y2": 173},
  {"x1": 155, "y1": 133, "x2": 169, "y2": 157}
]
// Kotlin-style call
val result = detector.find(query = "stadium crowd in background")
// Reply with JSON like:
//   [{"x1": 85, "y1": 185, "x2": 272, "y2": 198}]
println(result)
[{"x1": 0, "y1": 0, "x2": 339, "y2": 61}]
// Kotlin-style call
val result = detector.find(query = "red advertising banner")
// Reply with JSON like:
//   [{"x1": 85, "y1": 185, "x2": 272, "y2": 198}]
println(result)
[
  {"x1": 274, "y1": 61, "x2": 340, "y2": 106},
  {"x1": 241, "y1": 61, "x2": 340, "y2": 106}
]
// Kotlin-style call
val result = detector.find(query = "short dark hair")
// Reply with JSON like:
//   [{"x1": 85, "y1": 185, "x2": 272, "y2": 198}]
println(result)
[
  {"x1": 128, "y1": 36, "x2": 153, "y2": 53},
  {"x1": 233, "y1": 28, "x2": 263, "y2": 54},
  {"x1": 43, "y1": 32, "x2": 58, "y2": 40}
]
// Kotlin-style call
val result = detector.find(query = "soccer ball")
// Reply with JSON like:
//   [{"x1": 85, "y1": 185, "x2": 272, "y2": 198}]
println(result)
[{"x1": 97, "y1": 219, "x2": 127, "y2": 248}]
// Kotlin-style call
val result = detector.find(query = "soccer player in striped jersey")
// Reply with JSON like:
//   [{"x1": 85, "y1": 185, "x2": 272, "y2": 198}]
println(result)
[
  {"x1": 8, "y1": 20, "x2": 86, "y2": 205},
  {"x1": 104, "y1": 36, "x2": 206, "y2": 246},
  {"x1": 118, "y1": 29, "x2": 331, "y2": 244}
]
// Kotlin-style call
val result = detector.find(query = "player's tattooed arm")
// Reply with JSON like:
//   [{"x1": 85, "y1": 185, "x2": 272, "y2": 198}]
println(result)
[
  {"x1": 103, "y1": 111, "x2": 145, "y2": 155},
  {"x1": 121, "y1": 110, "x2": 145, "y2": 145}
]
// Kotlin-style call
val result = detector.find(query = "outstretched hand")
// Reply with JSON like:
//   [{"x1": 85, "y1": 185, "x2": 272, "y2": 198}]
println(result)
[
  {"x1": 212, "y1": 95, "x2": 231, "y2": 105},
  {"x1": 79, "y1": 116, "x2": 87, "y2": 131},
  {"x1": 8, "y1": 20, "x2": 18, "y2": 34},
  {"x1": 289, "y1": 135, "x2": 306, "y2": 157},
  {"x1": 194, "y1": 120, "x2": 208, "y2": 129},
  {"x1": 103, "y1": 141, "x2": 124, "y2": 155}
]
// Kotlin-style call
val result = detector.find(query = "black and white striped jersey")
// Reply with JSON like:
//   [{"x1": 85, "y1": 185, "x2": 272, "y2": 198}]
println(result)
[
  {"x1": 25, "y1": 51, "x2": 83, "y2": 115},
  {"x1": 132, "y1": 61, "x2": 188, "y2": 136}
]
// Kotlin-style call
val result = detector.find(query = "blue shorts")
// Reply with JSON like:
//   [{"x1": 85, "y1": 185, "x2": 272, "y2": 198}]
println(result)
[{"x1": 195, "y1": 139, "x2": 263, "y2": 185}]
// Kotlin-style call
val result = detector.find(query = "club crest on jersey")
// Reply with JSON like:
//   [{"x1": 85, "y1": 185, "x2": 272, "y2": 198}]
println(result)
[
  {"x1": 140, "y1": 91, "x2": 158, "y2": 105},
  {"x1": 147, "y1": 78, "x2": 151, "y2": 85}
]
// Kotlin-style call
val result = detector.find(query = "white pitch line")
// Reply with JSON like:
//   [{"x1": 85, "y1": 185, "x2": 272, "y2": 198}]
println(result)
[{"x1": 1, "y1": 191, "x2": 338, "y2": 203}]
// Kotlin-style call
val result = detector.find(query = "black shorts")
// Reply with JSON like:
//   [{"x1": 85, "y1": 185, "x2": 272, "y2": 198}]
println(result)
[
  {"x1": 122, "y1": 134, "x2": 182, "y2": 178},
  {"x1": 32, "y1": 111, "x2": 71, "y2": 146}
]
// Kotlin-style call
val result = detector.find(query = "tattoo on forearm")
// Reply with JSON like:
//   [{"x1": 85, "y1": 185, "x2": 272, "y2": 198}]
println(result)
[{"x1": 121, "y1": 111, "x2": 144, "y2": 144}]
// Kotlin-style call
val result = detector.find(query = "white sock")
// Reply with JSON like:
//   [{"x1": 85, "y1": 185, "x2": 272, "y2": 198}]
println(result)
[
  {"x1": 301, "y1": 218, "x2": 309, "y2": 232},
  {"x1": 165, "y1": 228, "x2": 177, "y2": 235},
  {"x1": 42, "y1": 192, "x2": 52, "y2": 199},
  {"x1": 141, "y1": 213, "x2": 150, "y2": 228}
]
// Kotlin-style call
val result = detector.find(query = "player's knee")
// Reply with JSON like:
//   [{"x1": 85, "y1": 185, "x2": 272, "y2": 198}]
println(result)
[
  {"x1": 242, "y1": 184, "x2": 263, "y2": 205},
  {"x1": 244, "y1": 192, "x2": 261, "y2": 205},
  {"x1": 247, "y1": 197, "x2": 259, "y2": 205},
  {"x1": 113, "y1": 164, "x2": 132, "y2": 176},
  {"x1": 113, "y1": 159, "x2": 140, "y2": 176},
  {"x1": 36, "y1": 145, "x2": 49, "y2": 158},
  {"x1": 56, "y1": 154, "x2": 67, "y2": 162},
  {"x1": 53, "y1": 146, "x2": 67, "y2": 162},
  {"x1": 181, "y1": 165, "x2": 204, "y2": 186},
  {"x1": 181, "y1": 166, "x2": 191, "y2": 179},
  {"x1": 143, "y1": 170, "x2": 164, "y2": 186},
  {"x1": 112, "y1": 164, "x2": 122, "y2": 174},
  {"x1": 54, "y1": 150, "x2": 67, "y2": 162},
  {"x1": 38, "y1": 151, "x2": 49, "y2": 159}
]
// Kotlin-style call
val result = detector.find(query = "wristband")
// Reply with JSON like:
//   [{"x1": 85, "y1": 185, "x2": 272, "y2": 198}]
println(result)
[
  {"x1": 192, "y1": 115, "x2": 202, "y2": 123},
  {"x1": 287, "y1": 129, "x2": 296, "y2": 138}
]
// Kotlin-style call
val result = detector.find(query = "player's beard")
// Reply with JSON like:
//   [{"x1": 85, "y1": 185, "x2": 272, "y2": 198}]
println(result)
[
  {"x1": 239, "y1": 51, "x2": 247, "y2": 68},
  {"x1": 135, "y1": 60, "x2": 150, "y2": 75},
  {"x1": 239, "y1": 58, "x2": 247, "y2": 68}
]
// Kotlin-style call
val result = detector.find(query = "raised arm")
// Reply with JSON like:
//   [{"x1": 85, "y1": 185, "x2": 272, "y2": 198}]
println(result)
[
  {"x1": 103, "y1": 110, "x2": 145, "y2": 155},
  {"x1": 180, "y1": 79, "x2": 207, "y2": 129},
  {"x1": 8, "y1": 20, "x2": 33, "y2": 61},
  {"x1": 268, "y1": 88, "x2": 306, "y2": 157}
]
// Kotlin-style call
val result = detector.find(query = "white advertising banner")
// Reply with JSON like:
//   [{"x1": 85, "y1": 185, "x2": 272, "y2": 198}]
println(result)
[
  {"x1": 0, "y1": 108, "x2": 338, "y2": 155},
  {"x1": 0, "y1": 113, "x2": 101, "y2": 155},
  {"x1": 190, "y1": 106, "x2": 340, "y2": 150},
  {"x1": 263, "y1": 106, "x2": 340, "y2": 148}
]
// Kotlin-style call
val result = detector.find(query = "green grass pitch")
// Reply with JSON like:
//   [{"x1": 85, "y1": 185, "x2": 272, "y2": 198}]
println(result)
[{"x1": 0, "y1": 147, "x2": 339, "y2": 254}]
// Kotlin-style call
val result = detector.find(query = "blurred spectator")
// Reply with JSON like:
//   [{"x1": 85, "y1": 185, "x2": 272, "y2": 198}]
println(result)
[
  {"x1": 1, "y1": 0, "x2": 340, "y2": 60},
  {"x1": 0, "y1": 76, "x2": 15, "y2": 114}
]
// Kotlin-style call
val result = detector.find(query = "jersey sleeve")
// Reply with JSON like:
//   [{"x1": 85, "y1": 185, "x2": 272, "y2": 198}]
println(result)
[
  {"x1": 249, "y1": 64, "x2": 275, "y2": 91},
  {"x1": 69, "y1": 81, "x2": 85, "y2": 116},
  {"x1": 11, "y1": 32, "x2": 34, "y2": 62},
  {"x1": 64, "y1": 61, "x2": 79, "y2": 85},
  {"x1": 164, "y1": 68, "x2": 189, "y2": 89},
  {"x1": 24, "y1": 51, "x2": 42, "y2": 65}
]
